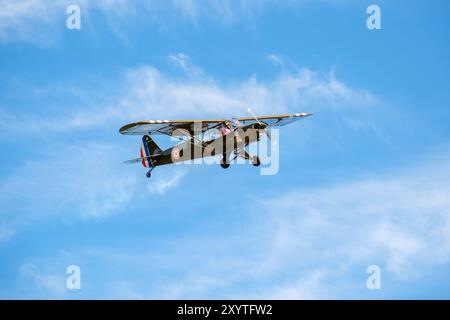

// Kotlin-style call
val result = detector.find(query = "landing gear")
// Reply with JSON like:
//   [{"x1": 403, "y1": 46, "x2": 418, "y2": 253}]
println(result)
[
  {"x1": 252, "y1": 156, "x2": 261, "y2": 167},
  {"x1": 146, "y1": 165, "x2": 155, "y2": 178},
  {"x1": 220, "y1": 157, "x2": 230, "y2": 169},
  {"x1": 236, "y1": 151, "x2": 261, "y2": 167}
]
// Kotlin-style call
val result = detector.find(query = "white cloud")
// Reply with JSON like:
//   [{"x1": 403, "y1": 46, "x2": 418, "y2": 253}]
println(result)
[
  {"x1": 268, "y1": 269, "x2": 329, "y2": 299},
  {"x1": 168, "y1": 52, "x2": 191, "y2": 70},
  {"x1": 147, "y1": 169, "x2": 187, "y2": 195},
  {"x1": 257, "y1": 155, "x2": 450, "y2": 280},
  {"x1": 120, "y1": 64, "x2": 376, "y2": 118},
  {"x1": 0, "y1": 60, "x2": 377, "y2": 136},
  {"x1": 0, "y1": 0, "x2": 304, "y2": 43},
  {"x1": 93, "y1": 63, "x2": 376, "y2": 127},
  {"x1": 0, "y1": 141, "x2": 139, "y2": 242},
  {"x1": 370, "y1": 223, "x2": 425, "y2": 275},
  {"x1": 0, "y1": 0, "x2": 65, "y2": 44},
  {"x1": 171, "y1": 0, "x2": 274, "y2": 25},
  {"x1": 15, "y1": 150, "x2": 450, "y2": 299},
  {"x1": 267, "y1": 53, "x2": 285, "y2": 67},
  {"x1": 19, "y1": 263, "x2": 67, "y2": 298},
  {"x1": 74, "y1": 151, "x2": 450, "y2": 298},
  {"x1": 0, "y1": 57, "x2": 381, "y2": 246}
]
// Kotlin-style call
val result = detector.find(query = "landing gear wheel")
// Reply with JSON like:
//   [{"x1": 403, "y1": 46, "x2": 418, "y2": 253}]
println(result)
[
  {"x1": 252, "y1": 156, "x2": 261, "y2": 167},
  {"x1": 220, "y1": 158, "x2": 230, "y2": 169},
  {"x1": 146, "y1": 170, "x2": 152, "y2": 178}
]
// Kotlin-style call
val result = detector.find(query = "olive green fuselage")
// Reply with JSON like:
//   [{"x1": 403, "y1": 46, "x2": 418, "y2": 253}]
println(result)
[{"x1": 151, "y1": 126, "x2": 262, "y2": 167}]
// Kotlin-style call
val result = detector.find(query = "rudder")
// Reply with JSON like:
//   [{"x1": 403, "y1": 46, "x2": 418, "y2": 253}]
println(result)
[{"x1": 140, "y1": 135, "x2": 162, "y2": 168}]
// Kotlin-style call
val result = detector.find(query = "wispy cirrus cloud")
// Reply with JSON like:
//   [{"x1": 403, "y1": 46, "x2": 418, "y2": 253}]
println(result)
[
  {"x1": 0, "y1": 0, "x2": 65, "y2": 44},
  {"x1": 267, "y1": 53, "x2": 285, "y2": 67},
  {"x1": 0, "y1": 55, "x2": 380, "y2": 244},
  {"x1": 0, "y1": 139, "x2": 190, "y2": 243},
  {"x1": 22, "y1": 150, "x2": 450, "y2": 299},
  {"x1": 147, "y1": 169, "x2": 187, "y2": 195},
  {"x1": 133, "y1": 151, "x2": 450, "y2": 298},
  {"x1": 167, "y1": 52, "x2": 191, "y2": 71},
  {"x1": 0, "y1": 0, "x2": 306, "y2": 44},
  {"x1": 0, "y1": 141, "x2": 137, "y2": 243},
  {"x1": 0, "y1": 54, "x2": 378, "y2": 135},
  {"x1": 18, "y1": 263, "x2": 67, "y2": 298}
]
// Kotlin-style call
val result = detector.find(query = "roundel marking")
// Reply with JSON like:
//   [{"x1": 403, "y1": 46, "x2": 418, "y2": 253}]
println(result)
[{"x1": 171, "y1": 147, "x2": 181, "y2": 161}]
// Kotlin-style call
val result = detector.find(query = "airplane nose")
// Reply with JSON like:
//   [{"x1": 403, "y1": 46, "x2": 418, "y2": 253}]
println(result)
[{"x1": 254, "y1": 122, "x2": 266, "y2": 130}]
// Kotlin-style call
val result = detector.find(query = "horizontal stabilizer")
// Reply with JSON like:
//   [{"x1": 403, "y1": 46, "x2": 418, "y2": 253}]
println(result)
[{"x1": 124, "y1": 154, "x2": 160, "y2": 164}]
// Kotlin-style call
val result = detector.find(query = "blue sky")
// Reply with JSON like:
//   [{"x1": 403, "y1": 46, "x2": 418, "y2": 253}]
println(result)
[{"x1": 1, "y1": 0, "x2": 450, "y2": 299}]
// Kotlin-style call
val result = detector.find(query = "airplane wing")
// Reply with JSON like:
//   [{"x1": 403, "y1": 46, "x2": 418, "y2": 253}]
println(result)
[
  {"x1": 119, "y1": 113, "x2": 312, "y2": 136},
  {"x1": 236, "y1": 113, "x2": 312, "y2": 128},
  {"x1": 119, "y1": 119, "x2": 225, "y2": 136}
]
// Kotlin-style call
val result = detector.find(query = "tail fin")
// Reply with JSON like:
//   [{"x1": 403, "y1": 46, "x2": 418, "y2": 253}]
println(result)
[{"x1": 140, "y1": 135, "x2": 162, "y2": 168}]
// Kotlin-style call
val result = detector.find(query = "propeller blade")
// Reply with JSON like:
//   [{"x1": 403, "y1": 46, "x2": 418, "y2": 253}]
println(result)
[{"x1": 247, "y1": 107, "x2": 263, "y2": 125}]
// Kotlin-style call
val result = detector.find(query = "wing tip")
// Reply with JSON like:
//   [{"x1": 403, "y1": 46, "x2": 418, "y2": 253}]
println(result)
[
  {"x1": 295, "y1": 112, "x2": 313, "y2": 117},
  {"x1": 119, "y1": 123, "x2": 138, "y2": 135}
]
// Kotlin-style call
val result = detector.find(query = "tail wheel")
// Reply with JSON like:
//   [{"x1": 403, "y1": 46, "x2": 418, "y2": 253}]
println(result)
[
  {"x1": 220, "y1": 158, "x2": 230, "y2": 169},
  {"x1": 252, "y1": 156, "x2": 261, "y2": 167},
  {"x1": 146, "y1": 170, "x2": 152, "y2": 178}
]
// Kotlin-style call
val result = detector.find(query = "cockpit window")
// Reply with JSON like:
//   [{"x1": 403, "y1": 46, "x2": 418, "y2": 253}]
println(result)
[{"x1": 202, "y1": 128, "x2": 221, "y2": 142}]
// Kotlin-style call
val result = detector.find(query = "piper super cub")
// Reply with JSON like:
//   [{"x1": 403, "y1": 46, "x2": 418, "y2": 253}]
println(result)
[{"x1": 119, "y1": 112, "x2": 312, "y2": 178}]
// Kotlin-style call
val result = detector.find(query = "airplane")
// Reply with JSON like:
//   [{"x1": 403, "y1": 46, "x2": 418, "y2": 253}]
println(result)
[{"x1": 119, "y1": 112, "x2": 312, "y2": 178}]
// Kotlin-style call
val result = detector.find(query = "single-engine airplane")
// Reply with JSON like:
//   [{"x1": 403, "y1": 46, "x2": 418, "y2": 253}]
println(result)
[{"x1": 119, "y1": 112, "x2": 312, "y2": 178}]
